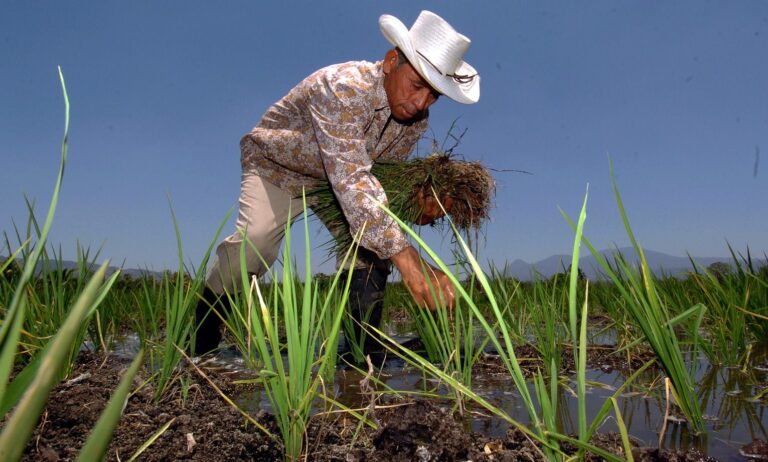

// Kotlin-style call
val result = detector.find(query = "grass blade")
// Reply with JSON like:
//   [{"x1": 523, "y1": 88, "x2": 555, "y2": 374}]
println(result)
[
  {"x1": 126, "y1": 417, "x2": 176, "y2": 462},
  {"x1": 611, "y1": 397, "x2": 635, "y2": 462}
]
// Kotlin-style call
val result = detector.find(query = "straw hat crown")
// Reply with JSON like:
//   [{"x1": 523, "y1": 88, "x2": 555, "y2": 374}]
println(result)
[{"x1": 379, "y1": 10, "x2": 480, "y2": 104}]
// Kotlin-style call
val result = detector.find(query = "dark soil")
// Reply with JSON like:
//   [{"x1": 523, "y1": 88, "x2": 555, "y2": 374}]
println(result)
[
  {"x1": 474, "y1": 343, "x2": 658, "y2": 378},
  {"x1": 11, "y1": 352, "x2": 718, "y2": 461},
  {"x1": 18, "y1": 352, "x2": 281, "y2": 462}
]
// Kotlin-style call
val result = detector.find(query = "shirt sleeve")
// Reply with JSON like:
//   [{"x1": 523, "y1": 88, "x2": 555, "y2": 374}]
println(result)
[{"x1": 308, "y1": 79, "x2": 409, "y2": 260}]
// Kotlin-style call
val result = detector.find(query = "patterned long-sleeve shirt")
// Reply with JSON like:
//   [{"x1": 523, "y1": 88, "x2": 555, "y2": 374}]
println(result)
[{"x1": 241, "y1": 60, "x2": 429, "y2": 260}]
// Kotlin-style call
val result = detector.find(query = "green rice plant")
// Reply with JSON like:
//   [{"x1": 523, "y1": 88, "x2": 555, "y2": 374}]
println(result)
[
  {"x1": 524, "y1": 272, "x2": 569, "y2": 383},
  {"x1": 681, "y1": 247, "x2": 768, "y2": 365},
  {"x1": 226, "y1": 261, "x2": 348, "y2": 373},
  {"x1": 338, "y1": 288, "x2": 371, "y2": 365},
  {"x1": 88, "y1": 272, "x2": 142, "y2": 350},
  {"x1": 221, "y1": 279, "x2": 263, "y2": 369},
  {"x1": 512, "y1": 190, "x2": 588, "y2": 458},
  {"x1": 222, "y1": 265, "x2": 297, "y2": 370},
  {"x1": 486, "y1": 264, "x2": 528, "y2": 341},
  {"x1": 564, "y1": 190, "x2": 589, "y2": 445},
  {"x1": 151, "y1": 203, "x2": 228, "y2": 401},
  {"x1": 1, "y1": 201, "x2": 111, "y2": 376},
  {"x1": 588, "y1": 278, "x2": 637, "y2": 348},
  {"x1": 133, "y1": 272, "x2": 165, "y2": 348},
  {"x1": 0, "y1": 67, "x2": 91, "y2": 415},
  {"x1": 235, "y1": 194, "x2": 356, "y2": 461},
  {"x1": 562, "y1": 160, "x2": 706, "y2": 434},
  {"x1": 403, "y1": 275, "x2": 489, "y2": 413}
]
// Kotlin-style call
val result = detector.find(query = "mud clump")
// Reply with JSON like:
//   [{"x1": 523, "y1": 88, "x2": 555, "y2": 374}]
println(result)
[
  {"x1": 741, "y1": 439, "x2": 768, "y2": 460},
  {"x1": 372, "y1": 400, "x2": 474, "y2": 461},
  {"x1": 632, "y1": 447, "x2": 718, "y2": 462}
]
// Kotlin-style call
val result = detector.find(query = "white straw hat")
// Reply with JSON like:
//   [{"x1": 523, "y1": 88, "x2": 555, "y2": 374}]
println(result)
[{"x1": 379, "y1": 10, "x2": 480, "y2": 104}]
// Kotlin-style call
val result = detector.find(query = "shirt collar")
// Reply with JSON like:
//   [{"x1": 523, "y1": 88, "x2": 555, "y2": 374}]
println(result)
[{"x1": 372, "y1": 61, "x2": 389, "y2": 112}]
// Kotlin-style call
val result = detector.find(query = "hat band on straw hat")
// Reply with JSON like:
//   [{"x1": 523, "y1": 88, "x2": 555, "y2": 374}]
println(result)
[{"x1": 415, "y1": 50, "x2": 478, "y2": 84}]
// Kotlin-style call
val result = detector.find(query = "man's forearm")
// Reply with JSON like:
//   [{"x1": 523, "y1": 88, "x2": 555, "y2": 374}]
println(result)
[
  {"x1": 391, "y1": 245, "x2": 455, "y2": 311},
  {"x1": 390, "y1": 245, "x2": 420, "y2": 278}
]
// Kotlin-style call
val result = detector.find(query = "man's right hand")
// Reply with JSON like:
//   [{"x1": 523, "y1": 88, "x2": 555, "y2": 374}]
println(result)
[{"x1": 391, "y1": 246, "x2": 455, "y2": 311}]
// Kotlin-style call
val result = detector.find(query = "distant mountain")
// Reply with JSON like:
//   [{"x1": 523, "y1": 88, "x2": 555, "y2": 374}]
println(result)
[
  {"x1": 0, "y1": 256, "x2": 164, "y2": 279},
  {"x1": 500, "y1": 247, "x2": 763, "y2": 281}
]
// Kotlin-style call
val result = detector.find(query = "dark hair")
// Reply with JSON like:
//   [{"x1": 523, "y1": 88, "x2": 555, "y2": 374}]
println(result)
[{"x1": 394, "y1": 47, "x2": 409, "y2": 67}]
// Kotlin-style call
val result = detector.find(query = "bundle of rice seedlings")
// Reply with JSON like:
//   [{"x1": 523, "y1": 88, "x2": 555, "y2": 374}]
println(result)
[{"x1": 308, "y1": 153, "x2": 495, "y2": 254}]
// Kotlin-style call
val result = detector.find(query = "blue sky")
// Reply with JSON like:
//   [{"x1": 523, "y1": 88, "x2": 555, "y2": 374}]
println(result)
[{"x1": 1, "y1": 1, "x2": 767, "y2": 273}]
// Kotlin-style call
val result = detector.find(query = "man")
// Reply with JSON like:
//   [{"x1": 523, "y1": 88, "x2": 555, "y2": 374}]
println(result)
[{"x1": 194, "y1": 10, "x2": 480, "y2": 355}]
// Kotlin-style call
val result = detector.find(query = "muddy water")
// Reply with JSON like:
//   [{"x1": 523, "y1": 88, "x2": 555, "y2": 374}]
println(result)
[{"x1": 114, "y1": 324, "x2": 768, "y2": 461}]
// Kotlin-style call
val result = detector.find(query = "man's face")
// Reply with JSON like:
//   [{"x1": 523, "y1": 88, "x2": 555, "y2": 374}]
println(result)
[{"x1": 383, "y1": 49, "x2": 440, "y2": 122}]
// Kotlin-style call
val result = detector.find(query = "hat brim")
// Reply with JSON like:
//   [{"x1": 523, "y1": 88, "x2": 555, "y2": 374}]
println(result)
[{"x1": 379, "y1": 14, "x2": 480, "y2": 105}]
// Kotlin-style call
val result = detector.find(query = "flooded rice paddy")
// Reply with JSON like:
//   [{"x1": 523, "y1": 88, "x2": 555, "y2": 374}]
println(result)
[{"x1": 126, "y1": 317, "x2": 768, "y2": 462}]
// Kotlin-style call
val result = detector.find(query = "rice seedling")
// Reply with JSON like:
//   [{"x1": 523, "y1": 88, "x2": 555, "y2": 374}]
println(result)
[
  {"x1": 523, "y1": 273, "x2": 569, "y2": 382},
  {"x1": 486, "y1": 264, "x2": 528, "y2": 341},
  {"x1": 150, "y1": 203, "x2": 228, "y2": 401},
  {"x1": 307, "y1": 153, "x2": 495, "y2": 255},
  {"x1": 338, "y1": 288, "x2": 373, "y2": 365},
  {"x1": 403, "y1": 276, "x2": 489, "y2": 413},
  {"x1": 133, "y1": 272, "x2": 165, "y2": 348},
  {"x1": 227, "y1": 260, "x2": 349, "y2": 372},
  {"x1": 562, "y1": 160, "x2": 707, "y2": 434},
  {"x1": 232, "y1": 194, "x2": 357, "y2": 461},
  {"x1": 221, "y1": 280, "x2": 264, "y2": 369},
  {"x1": 680, "y1": 248, "x2": 768, "y2": 366}
]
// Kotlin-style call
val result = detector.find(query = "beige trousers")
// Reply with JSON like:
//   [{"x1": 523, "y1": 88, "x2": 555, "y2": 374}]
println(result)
[
  {"x1": 206, "y1": 173, "x2": 304, "y2": 294},
  {"x1": 206, "y1": 173, "x2": 390, "y2": 295}
]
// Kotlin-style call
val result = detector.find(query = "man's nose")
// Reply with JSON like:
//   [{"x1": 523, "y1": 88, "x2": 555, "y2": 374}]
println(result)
[{"x1": 414, "y1": 89, "x2": 432, "y2": 111}]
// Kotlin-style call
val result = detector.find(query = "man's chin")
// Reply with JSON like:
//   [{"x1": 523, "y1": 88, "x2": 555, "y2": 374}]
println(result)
[{"x1": 392, "y1": 111, "x2": 425, "y2": 124}]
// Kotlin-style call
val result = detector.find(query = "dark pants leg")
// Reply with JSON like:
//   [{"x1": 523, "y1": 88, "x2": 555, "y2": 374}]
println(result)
[
  {"x1": 193, "y1": 287, "x2": 229, "y2": 355},
  {"x1": 346, "y1": 255, "x2": 390, "y2": 356}
]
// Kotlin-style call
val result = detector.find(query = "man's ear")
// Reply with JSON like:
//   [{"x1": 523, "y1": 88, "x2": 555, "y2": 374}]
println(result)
[{"x1": 383, "y1": 48, "x2": 398, "y2": 74}]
